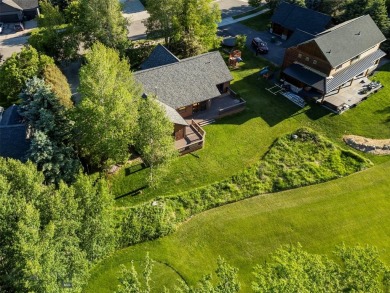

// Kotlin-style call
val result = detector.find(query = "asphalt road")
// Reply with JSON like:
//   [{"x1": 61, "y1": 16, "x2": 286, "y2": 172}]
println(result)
[{"x1": 127, "y1": 0, "x2": 254, "y2": 40}]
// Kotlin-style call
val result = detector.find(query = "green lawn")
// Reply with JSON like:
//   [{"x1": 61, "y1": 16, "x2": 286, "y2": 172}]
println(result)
[
  {"x1": 239, "y1": 11, "x2": 272, "y2": 31},
  {"x1": 112, "y1": 53, "x2": 390, "y2": 207},
  {"x1": 86, "y1": 159, "x2": 390, "y2": 292}
]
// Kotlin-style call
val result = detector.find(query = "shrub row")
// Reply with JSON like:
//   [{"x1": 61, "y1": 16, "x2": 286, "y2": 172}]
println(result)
[{"x1": 118, "y1": 128, "x2": 372, "y2": 247}]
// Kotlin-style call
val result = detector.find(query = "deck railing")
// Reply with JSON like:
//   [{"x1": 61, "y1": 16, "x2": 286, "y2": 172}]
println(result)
[
  {"x1": 177, "y1": 120, "x2": 206, "y2": 155},
  {"x1": 218, "y1": 97, "x2": 246, "y2": 118}
]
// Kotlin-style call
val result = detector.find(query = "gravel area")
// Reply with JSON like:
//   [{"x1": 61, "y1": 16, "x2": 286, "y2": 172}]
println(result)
[{"x1": 344, "y1": 135, "x2": 390, "y2": 155}]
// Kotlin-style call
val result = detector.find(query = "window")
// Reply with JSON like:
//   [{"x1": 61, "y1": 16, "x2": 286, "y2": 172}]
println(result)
[
  {"x1": 313, "y1": 60, "x2": 317, "y2": 65},
  {"x1": 305, "y1": 57, "x2": 310, "y2": 61}
]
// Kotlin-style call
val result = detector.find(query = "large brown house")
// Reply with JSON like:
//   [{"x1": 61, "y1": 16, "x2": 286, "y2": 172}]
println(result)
[
  {"x1": 281, "y1": 15, "x2": 386, "y2": 111},
  {"x1": 135, "y1": 45, "x2": 233, "y2": 143}
]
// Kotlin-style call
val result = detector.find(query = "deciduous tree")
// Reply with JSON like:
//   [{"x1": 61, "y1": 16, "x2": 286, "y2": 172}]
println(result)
[
  {"x1": 136, "y1": 97, "x2": 178, "y2": 187},
  {"x1": 73, "y1": 42, "x2": 141, "y2": 167},
  {"x1": 0, "y1": 46, "x2": 54, "y2": 107},
  {"x1": 75, "y1": 0, "x2": 129, "y2": 51},
  {"x1": 145, "y1": 0, "x2": 221, "y2": 57},
  {"x1": 73, "y1": 173, "x2": 116, "y2": 262}
]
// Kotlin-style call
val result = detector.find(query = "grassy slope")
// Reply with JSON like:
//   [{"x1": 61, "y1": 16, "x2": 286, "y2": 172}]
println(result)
[
  {"x1": 86, "y1": 159, "x2": 390, "y2": 292},
  {"x1": 114, "y1": 57, "x2": 390, "y2": 207}
]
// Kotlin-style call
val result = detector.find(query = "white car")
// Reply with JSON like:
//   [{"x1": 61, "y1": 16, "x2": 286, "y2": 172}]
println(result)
[{"x1": 0, "y1": 23, "x2": 3, "y2": 34}]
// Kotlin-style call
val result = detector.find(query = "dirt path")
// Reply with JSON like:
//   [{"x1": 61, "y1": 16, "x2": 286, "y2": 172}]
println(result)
[{"x1": 344, "y1": 135, "x2": 390, "y2": 155}]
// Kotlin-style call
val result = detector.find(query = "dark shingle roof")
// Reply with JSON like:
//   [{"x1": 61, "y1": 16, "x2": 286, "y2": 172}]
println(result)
[
  {"x1": 271, "y1": 2, "x2": 331, "y2": 35},
  {"x1": 156, "y1": 100, "x2": 187, "y2": 126},
  {"x1": 283, "y1": 29, "x2": 315, "y2": 48},
  {"x1": 140, "y1": 44, "x2": 180, "y2": 70},
  {"x1": 0, "y1": 124, "x2": 29, "y2": 161},
  {"x1": 283, "y1": 63, "x2": 325, "y2": 92},
  {"x1": 313, "y1": 15, "x2": 386, "y2": 68},
  {"x1": 0, "y1": 104, "x2": 24, "y2": 125},
  {"x1": 1, "y1": 0, "x2": 22, "y2": 10},
  {"x1": 0, "y1": 105, "x2": 29, "y2": 161},
  {"x1": 135, "y1": 51, "x2": 233, "y2": 109},
  {"x1": 12, "y1": 0, "x2": 38, "y2": 10}
]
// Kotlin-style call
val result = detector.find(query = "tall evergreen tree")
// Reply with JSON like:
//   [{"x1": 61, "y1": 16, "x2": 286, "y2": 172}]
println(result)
[{"x1": 19, "y1": 77, "x2": 80, "y2": 185}]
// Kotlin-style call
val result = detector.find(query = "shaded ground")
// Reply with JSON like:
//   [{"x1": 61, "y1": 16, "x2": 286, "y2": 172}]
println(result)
[{"x1": 60, "y1": 60, "x2": 82, "y2": 104}]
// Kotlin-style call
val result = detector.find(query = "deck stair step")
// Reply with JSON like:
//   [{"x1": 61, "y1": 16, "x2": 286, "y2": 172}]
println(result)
[
  {"x1": 198, "y1": 119, "x2": 215, "y2": 126},
  {"x1": 281, "y1": 91, "x2": 306, "y2": 108}
]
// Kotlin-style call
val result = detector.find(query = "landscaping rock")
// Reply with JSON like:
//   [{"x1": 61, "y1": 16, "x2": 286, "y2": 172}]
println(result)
[{"x1": 343, "y1": 135, "x2": 390, "y2": 155}]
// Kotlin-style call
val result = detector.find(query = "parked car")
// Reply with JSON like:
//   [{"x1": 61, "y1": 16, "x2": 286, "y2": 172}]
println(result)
[
  {"x1": 0, "y1": 22, "x2": 3, "y2": 34},
  {"x1": 251, "y1": 37, "x2": 268, "y2": 54},
  {"x1": 14, "y1": 23, "x2": 24, "y2": 32}
]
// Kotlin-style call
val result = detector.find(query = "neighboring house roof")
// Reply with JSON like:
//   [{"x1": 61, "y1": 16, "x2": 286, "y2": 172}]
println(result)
[
  {"x1": 283, "y1": 29, "x2": 315, "y2": 48},
  {"x1": 0, "y1": 104, "x2": 23, "y2": 125},
  {"x1": 0, "y1": 0, "x2": 23, "y2": 13},
  {"x1": 271, "y1": 2, "x2": 331, "y2": 35},
  {"x1": 312, "y1": 15, "x2": 386, "y2": 68},
  {"x1": 7, "y1": 0, "x2": 38, "y2": 10},
  {"x1": 0, "y1": 105, "x2": 29, "y2": 161},
  {"x1": 156, "y1": 100, "x2": 188, "y2": 126},
  {"x1": 283, "y1": 49, "x2": 386, "y2": 93},
  {"x1": 135, "y1": 51, "x2": 233, "y2": 109},
  {"x1": 140, "y1": 44, "x2": 180, "y2": 70}
]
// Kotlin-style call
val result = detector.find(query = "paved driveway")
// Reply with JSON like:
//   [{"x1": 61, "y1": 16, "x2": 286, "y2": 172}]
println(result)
[
  {"x1": 125, "y1": 0, "x2": 257, "y2": 40},
  {"x1": 0, "y1": 20, "x2": 37, "y2": 63},
  {"x1": 217, "y1": 0, "x2": 253, "y2": 18},
  {"x1": 218, "y1": 22, "x2": 286, "y2": 66}
]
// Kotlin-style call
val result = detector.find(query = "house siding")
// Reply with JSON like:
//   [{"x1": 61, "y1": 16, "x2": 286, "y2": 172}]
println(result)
[
  {"x1": 174, "y1": 124, "x2": 186, "y2": 141},
  {"x1": 177, "y1": 105, "x2": 193, "y2": 118},
  {"x1": 329, "y1": 44, "x2": 381, "y2": 75},
  {"x1": 283, "y1": 43, "x2": 331, "y2": 75}
]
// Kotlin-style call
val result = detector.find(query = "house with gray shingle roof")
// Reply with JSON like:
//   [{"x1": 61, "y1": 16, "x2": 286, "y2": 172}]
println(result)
[
  {"x1": 271, "y1": 2, "x2": 332, "y2": 42},
  {"x1": 281, "y1": 14, "x2": 386, "y2": 112},
  {"x1": 0, "y1": 0, "x2": 39, "y2": 22},
  {"x1": 0, "y1": 105, "x2": 30, "y2": 161},
  {"x1": 135, "y1": 47, "x2": 232, "y2": 143}
]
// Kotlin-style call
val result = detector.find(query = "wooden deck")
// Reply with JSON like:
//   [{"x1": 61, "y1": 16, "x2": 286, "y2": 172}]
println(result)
[
  {"x1": 175, "y1": 90, "x2": 246, "y2": 155},
  {"x1": 322, "y1": 78, "x2": 382, "y2": 113},
  {"x1": 175, "y1": 120, "x2": 205, "y2": 155},
  {"x1": 192, "y1": 91, "x2": 246, "y2": 121}
]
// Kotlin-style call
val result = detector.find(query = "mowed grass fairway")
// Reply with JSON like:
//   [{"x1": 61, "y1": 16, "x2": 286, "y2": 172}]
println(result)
[{"x1": 86, "y1": 159, "x2": 390, "y2": 292}]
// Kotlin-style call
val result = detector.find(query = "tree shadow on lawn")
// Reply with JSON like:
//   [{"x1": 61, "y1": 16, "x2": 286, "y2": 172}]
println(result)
[
  {"x1": 124, "y1": 163, "x2": 146, "y2": 176},
  {"x1": 228, "y1": 70, "x2": 326, "y2": 127},
  {"x1": 374, "y1": 105, "x2": 390, "y2": 123},
  {"x1": 115, "y1": 185, "x2": 148, "y2": 200}
]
